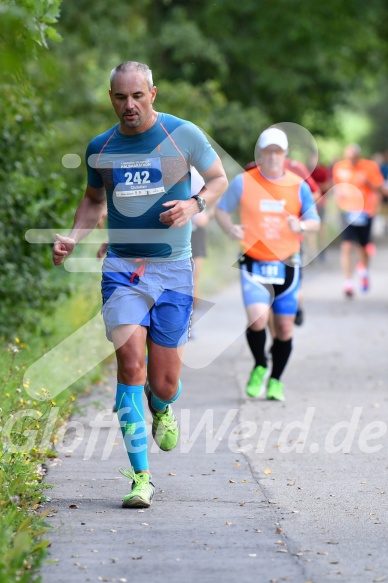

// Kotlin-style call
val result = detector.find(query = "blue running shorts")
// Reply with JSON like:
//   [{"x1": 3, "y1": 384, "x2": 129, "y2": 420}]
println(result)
[
  {"x1": 239, "y1": 255, "x2": 300, "y2": 316},
  {"x1": 101, "y1": 253, "x2": 194, "y2": 347}
]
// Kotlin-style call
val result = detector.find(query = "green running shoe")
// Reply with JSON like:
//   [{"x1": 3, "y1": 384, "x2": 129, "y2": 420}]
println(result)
[
  {"x1": 119, "y1": 468, "x2": 155, "y2": 508},
  {"x1": 145, "y1": 382, "x2": 179, "y2": 451},
  {"x1": 266, "y1": 378, "x2": 285, "y2": 401},
  {"x1": 246, "y1": 365, "x2": 268, "y2": 398}
]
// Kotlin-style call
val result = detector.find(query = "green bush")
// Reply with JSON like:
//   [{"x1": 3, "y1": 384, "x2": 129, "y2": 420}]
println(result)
[
  {"x1": 0, "y1": 85, "x2": 78, "y2": 337},
  {"x1": 0, "y1": 1, "x2": 75, "y2": 339}
]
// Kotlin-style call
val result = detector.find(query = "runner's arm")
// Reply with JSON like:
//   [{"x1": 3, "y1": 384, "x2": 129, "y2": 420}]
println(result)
[
  {"x1": 195, "y1": 156, "x2": 228, "y2": 208},
  {"x1": 215, "y1": 207, "x2": 246, "y2": 240},
  {"x1": 53, "y1": 184, "x2": 106, "y2": 265},
  {"x1": 159, "y1": 157, "x2": 228, "y2": 228},
  {"x1": 288, "y1": 182, "x2": 321, "y2": 234}
]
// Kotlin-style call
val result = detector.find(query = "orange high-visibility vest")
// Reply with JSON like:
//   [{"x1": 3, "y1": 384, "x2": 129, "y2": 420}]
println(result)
[{"x1": 240, "y1": 168, "x2": 303, "y2": 261}]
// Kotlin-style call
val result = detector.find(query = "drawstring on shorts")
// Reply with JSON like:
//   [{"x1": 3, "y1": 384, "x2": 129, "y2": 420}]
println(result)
[{"x1": 129, "y1": 259, "x2": 147, "y2": 283}]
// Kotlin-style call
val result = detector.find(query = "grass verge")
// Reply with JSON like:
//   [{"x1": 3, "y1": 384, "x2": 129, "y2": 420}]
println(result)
[{"x1": 0, "y1": 272, "x2": 105, "y2": 582}]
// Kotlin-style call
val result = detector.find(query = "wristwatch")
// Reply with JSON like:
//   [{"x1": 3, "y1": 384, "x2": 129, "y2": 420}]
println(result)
[
  {"x1": 299, "y1": 220, "x2": 306, "y2": 233},
  {"x1": 191, "y1": 194, "x2": 207, "y2": 212}
]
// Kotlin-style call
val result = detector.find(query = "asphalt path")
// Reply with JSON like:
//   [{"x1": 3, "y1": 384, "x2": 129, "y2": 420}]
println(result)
[{"x1": 41, "y1": 238, "x2": 388, "y2": 583}]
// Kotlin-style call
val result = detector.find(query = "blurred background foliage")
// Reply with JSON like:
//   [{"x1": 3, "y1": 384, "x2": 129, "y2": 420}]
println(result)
[{"x1": 1, "y1": 0, "x2": 388, "y2": 336}]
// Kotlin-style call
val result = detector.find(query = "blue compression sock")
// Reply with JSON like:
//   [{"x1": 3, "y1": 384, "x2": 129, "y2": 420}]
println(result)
[
  {"x1": 151, "y1": 379, "x2": 182, "y2": 411},
  {"x1": 116, "y1": 383, "x2": 148, "y2": 472}
]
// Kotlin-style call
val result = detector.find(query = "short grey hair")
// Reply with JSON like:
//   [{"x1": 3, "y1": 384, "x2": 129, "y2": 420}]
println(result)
[{"x1": 110, "y1": 61, "x2": 154, "y2": 90}]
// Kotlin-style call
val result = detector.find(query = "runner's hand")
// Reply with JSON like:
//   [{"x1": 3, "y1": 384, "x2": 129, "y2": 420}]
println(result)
[
  {"x1": 288, "y1": 215, "x2": 303, "y2": 233},
  {"x1": 159, "y1": 199, "x2": 198, "y2": 228},
  {"x1": 53, "y1": 234, "x2": 76, "y2": 265},
  {"x1": 97, "y1": 242, "x2": 108, "y2": 260},
  {"x1": 228, "y1": 224, "x2": 247, "y2": 240}
]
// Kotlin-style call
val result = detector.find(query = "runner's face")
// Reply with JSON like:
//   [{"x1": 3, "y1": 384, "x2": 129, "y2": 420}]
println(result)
[
  {"x1": 260, "y1": 146, "x2": 286, "y2": 178},
  {"x1": 109, "y1": 72, "x2": 157, "y2": 134},
  {"x1": 344, "y1": 146, "x2": 360, "y2": 166}
]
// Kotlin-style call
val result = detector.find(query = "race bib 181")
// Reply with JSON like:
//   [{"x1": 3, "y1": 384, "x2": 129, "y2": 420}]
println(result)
[{"x1": 251, "y1": 260, "x2": 286, "y2": 284}]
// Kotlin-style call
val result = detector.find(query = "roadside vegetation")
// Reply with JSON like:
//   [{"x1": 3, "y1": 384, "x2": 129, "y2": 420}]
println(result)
[{"x1": 0, "y1": 275, "x2": 104, "y2": 582}]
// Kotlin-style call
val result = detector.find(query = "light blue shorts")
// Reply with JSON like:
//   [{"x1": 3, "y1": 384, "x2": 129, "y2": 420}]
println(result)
[
  {"x1": 239, "y1": 258, "x2": 300, "y2": 315},
  {"x1": 101, "y1": 253, "x2": 194, "y2": 347}
]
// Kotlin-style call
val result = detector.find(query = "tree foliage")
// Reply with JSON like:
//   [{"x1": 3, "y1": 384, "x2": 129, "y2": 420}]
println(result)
[
  {"x1": 0, "y1": 0, "x2": 70, "y2": 337},
  {"x1": 53, "y1": 0, "x2": 388, "y2": 157},
  {"x1": 364, "y1": 80, "x2": 388, "y2": 153},
  {"x1": 146, "y1": 0, "x2": 388, "y2": 135}
]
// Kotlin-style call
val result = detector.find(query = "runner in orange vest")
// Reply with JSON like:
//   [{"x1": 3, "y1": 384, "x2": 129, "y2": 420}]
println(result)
[
  {"x1": 245, "y1": 156, "x2": 321, "y2": 326},
  {"x1": 216, "y1": 127, "x2": 320, "y2": 401},
  {"x1": 332, "y1": 144, "x2": 384, "y2": 297}
]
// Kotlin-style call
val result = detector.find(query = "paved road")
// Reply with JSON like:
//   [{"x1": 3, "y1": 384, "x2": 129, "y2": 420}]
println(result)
[{"x1": 41, "y1": 240, "x2": 388, "y2": 583}]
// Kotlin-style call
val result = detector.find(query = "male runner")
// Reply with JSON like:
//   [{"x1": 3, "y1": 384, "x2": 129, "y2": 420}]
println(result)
[{"x1": 53, "y1": 61, "x2": 227, "y2": 507}]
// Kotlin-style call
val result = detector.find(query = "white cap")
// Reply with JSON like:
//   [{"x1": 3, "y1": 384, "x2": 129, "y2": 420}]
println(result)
[{"x1": 258, "y1": 127, "x2": 288, "y2": 151}]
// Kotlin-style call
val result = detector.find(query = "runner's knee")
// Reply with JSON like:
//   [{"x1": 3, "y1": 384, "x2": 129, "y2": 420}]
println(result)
[{"x1": 149, "y1": 375, "x2": 180, "y2": 401}]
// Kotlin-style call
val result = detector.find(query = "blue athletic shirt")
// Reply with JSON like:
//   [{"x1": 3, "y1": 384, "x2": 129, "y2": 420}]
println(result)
[{"x1": 86, "y1": 113, "x2": 217, "y2": 260}]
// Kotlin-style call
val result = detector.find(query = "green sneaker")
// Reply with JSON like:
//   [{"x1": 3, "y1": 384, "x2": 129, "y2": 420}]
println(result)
[
  {"x1": 246, "y1": 365, "x2": 268, "y2": 398},
  {"x1": 145, "y1": 382, "x2": 179, "y2": 451},
  {"x1": 266, "y1": 378, "x2": 285, "y2": 401},
  {"x1": 119, "y1": 468, "x2": 155, "y2": 508}
]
